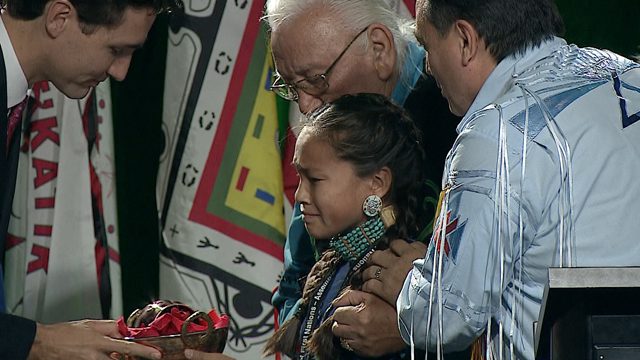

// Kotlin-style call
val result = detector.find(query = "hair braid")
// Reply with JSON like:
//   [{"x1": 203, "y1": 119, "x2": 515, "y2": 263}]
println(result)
[{"x1": 264, "y1": 250, "x2": 342, "y2": 357}]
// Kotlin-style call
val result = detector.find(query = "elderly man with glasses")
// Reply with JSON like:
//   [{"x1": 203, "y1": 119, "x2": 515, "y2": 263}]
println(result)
[{"x1": 264, "y1": 0, "x2": 461, "y2": 357}]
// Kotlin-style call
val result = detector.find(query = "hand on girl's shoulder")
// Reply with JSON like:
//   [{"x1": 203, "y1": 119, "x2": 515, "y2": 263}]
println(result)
[{"x1": 359, "y1": 239, "x2": 427, "y2": 304}]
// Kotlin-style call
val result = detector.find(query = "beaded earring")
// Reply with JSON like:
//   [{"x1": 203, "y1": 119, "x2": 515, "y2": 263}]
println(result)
[{"x1": 362, "y1": 195, "x2": 382, "y2": 217}]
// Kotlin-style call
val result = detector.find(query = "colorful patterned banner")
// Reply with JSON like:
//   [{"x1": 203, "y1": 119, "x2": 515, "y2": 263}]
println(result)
[{"x1": 157, "y1": 1, "x2": 287, "y2": 358}]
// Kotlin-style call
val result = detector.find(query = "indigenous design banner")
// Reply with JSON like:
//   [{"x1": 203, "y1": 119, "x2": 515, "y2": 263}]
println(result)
[
  {"x1": 5, "y1": 81, "x2": 121, "y2": 322},
  {"x1": 157, "y1": 0, "x2": 415, "y2": 358},
  {"x1": 157, "y1": 1, "x2": 287, "y2": 358}
]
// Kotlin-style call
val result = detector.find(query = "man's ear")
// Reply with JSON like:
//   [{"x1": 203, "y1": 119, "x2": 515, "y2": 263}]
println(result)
[
  {"x1": 371, "y1": 166, "x2": 393, "y2": 200},
  {"x1": 44, "y1": 0, "x2": 73, "y2": 38},
  {"x1": 453, "y1": 19, "x2": 481, "y2": 67},
  {"x1": 368, "y1": 23, "x2": 397, "y2": 82}
]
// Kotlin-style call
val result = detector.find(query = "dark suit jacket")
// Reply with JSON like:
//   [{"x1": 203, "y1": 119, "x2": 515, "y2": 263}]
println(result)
[{"x1": 0, "y1": 42, "x2": 37, "y2": 360}]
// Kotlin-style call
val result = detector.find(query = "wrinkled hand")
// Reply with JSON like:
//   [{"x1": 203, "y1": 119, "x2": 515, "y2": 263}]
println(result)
[
  {"x1": 27, "y1": 320, "x2": 161, "y2": 360},
  {"x1": 331, "y1": 290, "x2": 406, "y2": 357},
  {"x1": 184, "y1": 349, "x2": 235, "y2": 360},
  {"x1": 361, "y1": 239, "x2": 427, "y2": 305}
]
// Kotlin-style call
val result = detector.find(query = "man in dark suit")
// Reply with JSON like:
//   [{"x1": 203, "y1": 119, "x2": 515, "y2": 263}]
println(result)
[{"x1": 0, "y1": 0, "x2": 174, "y2": 359}]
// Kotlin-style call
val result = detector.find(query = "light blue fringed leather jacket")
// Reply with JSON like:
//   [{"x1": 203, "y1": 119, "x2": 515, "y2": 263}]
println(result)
[{"x1": 398, "y1": 37, "x2": 640, "y2": 360}]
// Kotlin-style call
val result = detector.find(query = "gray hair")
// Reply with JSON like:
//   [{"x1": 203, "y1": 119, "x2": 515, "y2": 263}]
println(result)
[{"x1": 263, "y1": 0, "x2": 415, "y2": 72}]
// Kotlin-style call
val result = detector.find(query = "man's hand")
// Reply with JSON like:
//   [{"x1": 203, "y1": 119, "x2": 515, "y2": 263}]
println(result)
[
  {"x1": 184, "y1": 349, "x2": 235, "y2": 360},
  {"x1": 331, "y1": 290, "x2": 406, "y2": 357},
  {"x1": 27, "y1": 320, "x2": 161, "y2": 360},
  {"x1": 361, "y1": 239, "x2": 427, "y2": 305}
]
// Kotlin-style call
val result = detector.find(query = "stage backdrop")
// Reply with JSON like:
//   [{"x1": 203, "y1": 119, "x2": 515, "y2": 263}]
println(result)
[
  {"x1": 157, "y1": 1, "x2": 288, "y2": 357},
  {"x1": 155, "y1": 1, "x2": 415, "y2": 358}
]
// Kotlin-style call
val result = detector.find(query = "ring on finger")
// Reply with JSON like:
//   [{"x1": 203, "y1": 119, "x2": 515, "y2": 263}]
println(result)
[
  {"x1": 374, "y1": 267, "x2": 382, "y2": 280},
  {"x1": 340, "y1": 337, "x2": 354, "y2": 352}
]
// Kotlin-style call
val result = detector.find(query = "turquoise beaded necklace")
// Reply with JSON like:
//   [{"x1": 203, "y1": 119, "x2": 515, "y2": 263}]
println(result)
[{"x1": 329, "y1": 216, "x2": 386, "y2": 263}]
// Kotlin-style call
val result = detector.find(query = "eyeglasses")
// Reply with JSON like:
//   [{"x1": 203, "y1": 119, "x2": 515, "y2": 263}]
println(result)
[{"x1": 270, "y1": 26, "x2": 369, "y2": 101}]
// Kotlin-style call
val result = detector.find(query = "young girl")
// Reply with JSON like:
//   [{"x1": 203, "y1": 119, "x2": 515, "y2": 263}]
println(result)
[{"x1": 264, "y1": 93, "x2": 426, "y2": 360}]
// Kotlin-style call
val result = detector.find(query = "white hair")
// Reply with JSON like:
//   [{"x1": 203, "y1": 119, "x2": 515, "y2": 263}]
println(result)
[{"x1": 263, "y1": 0, "x2": 416, "y2": 71}]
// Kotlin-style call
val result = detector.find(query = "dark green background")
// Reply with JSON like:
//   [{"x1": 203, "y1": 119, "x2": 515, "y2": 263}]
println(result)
[{"x1": 111, "y1": 1, "x2": 640, "y2": 317}]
